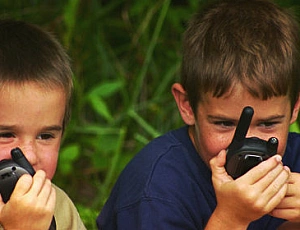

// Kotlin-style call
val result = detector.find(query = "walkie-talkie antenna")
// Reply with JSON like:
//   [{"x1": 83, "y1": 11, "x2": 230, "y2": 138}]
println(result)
[
  {"x1": 11, "y1": 147, "x2": 35, "y2": 176},
  {"x1": 228, "y1": 106, "x2": 254, "y2": 150}
]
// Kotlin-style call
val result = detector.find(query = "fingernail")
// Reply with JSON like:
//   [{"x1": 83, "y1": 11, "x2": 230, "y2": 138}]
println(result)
[
  {"x1": 284, "y1": 166, "x2": 290, "y2": 172},
  {"x1": 274, "y1": 155, "x2": 282, "y2": 162}
]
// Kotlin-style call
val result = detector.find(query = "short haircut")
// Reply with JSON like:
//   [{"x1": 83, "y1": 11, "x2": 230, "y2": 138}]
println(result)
[
  {"x1": 0, "y1": 19, "x2": 73, "y2": 129},
  {"x1": 181, "y1": 0, "x2": 300, "y2": 113}
]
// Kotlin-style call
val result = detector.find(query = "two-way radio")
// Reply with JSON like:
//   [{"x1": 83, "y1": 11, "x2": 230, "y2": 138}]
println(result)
[{"x1": 225, "y1": 106, "x2": 278, "y2": 179}]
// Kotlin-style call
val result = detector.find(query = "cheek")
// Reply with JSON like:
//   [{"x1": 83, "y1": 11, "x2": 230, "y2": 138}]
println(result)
[
  {"x1": 37, "y1": 156, "x2": 58, "y2": 179},
  {"x1": 201, "y1": 136, "x2": 229, "y2": 155},
  {"x1": 0, "y1": 146, "x2": 16, "y2": 160},
  {"x1": 35, "y1": 145, "x2": 60, "y2": 179},
  {"x1": 194, "y1": 126, "x2": 232, "y2": 164},
  {"x1": 276, "y1": 135, "x2": 289, "y2": 157},
  {"x1": 40, "y1": 157, "x2": 58, "y2": 179}
]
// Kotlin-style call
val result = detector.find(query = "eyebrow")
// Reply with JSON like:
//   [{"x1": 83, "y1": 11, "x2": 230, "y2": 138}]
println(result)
[
  {"x1": 0, "y1": 125, "x2": 18, "y2": 130},
  {"x1": 41, "y1": 125, "x2": 63, "y2": 132},
  {"x1": 0, "y1": 125, "x2": 63, "y2": 132},
  {"x1": 207, "y1": 115, "x2": 236, "y2": 121},
  {"x1": 207, "y1": 114, "x2": 285, "y2": 122},
  {"x1": 256, "y1": 115, "x2": 285, "y2": 122}
]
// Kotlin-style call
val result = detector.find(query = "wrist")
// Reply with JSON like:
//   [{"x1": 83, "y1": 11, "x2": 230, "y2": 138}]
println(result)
[{"x1": 205, "y1": 207, "x2": 249, "y2": 230}]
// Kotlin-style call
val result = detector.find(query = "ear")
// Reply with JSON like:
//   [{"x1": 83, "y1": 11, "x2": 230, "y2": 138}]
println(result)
[
  {"x1": 171, "y1": 83, "x2": 196, "y2": 125},
  {"x1": 290, "y1": 93, "x2": 300, "y2": 124}
]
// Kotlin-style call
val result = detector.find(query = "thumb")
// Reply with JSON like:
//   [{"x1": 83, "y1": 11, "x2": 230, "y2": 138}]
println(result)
[
  {"x1": 10, "y1": 174, "x2": 33, "y2": 198},
  {"x1": 210, "y1": 150, "x2": 232, "y2": 185},
  {"x1": 0, "y1": 194, "x2": 5, "y2": 213},
  {"x1": 210, "y1": 150, "x2": 226, "y2": 167}
]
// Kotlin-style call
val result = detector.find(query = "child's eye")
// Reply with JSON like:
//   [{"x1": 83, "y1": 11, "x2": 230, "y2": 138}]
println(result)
[
  {"x1": 259, "y1": 122, "x2": 278, "y2": 128},
  {"x1": 214, "y1": 121, "x2": 235, "y2": 127},
  {"x1": 37, "y1": 133, "x2": 54, "y2": 140},
  {"x1": 0, "y1": 132, "x2": 15, "y2": 138}
]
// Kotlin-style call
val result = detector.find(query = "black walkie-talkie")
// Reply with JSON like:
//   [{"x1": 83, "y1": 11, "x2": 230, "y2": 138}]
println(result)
[
  {"x1": 0, "y1": 147, "x2": 56, "y2": 230},
  {"x1": 225, "y1": 106, "x2": 278, "y2": 179}
]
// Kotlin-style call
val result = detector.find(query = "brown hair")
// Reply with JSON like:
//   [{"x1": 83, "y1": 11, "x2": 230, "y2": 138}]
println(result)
[
  {"x1": 181, "y1": 0, "x2": 300, "y2": 112},
  {"x1": 0, "y1": 19, "x2": 73, "y2": 129}
]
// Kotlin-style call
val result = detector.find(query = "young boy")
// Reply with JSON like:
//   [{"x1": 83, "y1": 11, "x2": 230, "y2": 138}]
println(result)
[
  {"x1": 0, "y1": 19, "x2": 86, "y2": 229},
  {"x1": 97, "y1": 0, "x2": 300, "y2": 229}
]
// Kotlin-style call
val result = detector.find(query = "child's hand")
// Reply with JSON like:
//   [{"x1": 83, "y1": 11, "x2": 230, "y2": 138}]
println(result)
[
  {"x1": 209, "y1": 150, "x2": 290, "y2": 227},
  {"x1": 0, "y1": 170, "x2": 56, "y2": 230},
  {"x1": 270, "y1": 172, "x2": 300, "y2": 222}
]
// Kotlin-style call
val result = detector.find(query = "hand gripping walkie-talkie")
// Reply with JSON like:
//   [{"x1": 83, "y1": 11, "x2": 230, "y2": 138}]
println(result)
[
  {"x1": 0, "y1": 147, "x2": 56, "y2": 230},
  {"x1": 225, "y1": 106, "x2": 278, "y2": 179}
]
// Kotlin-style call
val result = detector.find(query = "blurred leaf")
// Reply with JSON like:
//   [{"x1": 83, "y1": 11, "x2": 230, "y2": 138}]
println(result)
[
  {"x1": 290, "y1": 122, "x2": 300, "y2": 133},
  {"x1": 58, "y1": 144, "x2": 80, "y2": 175},
  {"x1": 87, "y1": 94, "x2": 113, "y2": 122},
  {"x1": 88, "y1": 80, "x2": 123, "y2": 98},
  {"x1": 63, "y1": 0, "x2": 80, "y2": 46}
]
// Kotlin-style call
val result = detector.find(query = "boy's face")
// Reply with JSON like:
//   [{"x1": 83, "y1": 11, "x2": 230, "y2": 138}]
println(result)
[
  {"x1": 0, "y1": 82, "x2": 66, "y2": 179},
  {"x1": 173, "y1": 83, "x2": 300, "y2": 167}
]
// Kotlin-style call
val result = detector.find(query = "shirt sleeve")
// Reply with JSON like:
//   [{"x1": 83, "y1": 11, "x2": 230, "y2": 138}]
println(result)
[{"x1": 53, "y1": 184, "x2": 87, "y2": 230}]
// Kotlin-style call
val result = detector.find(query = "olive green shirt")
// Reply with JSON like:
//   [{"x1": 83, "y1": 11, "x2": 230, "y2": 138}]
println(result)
[{"x1": 53, "y1": 184, "x2": 86, "y2": 230}]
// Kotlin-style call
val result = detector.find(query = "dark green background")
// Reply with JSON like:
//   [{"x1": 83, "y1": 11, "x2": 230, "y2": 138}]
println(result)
[{"x1": 0, "y1": 0, "x2": 299, "y2": 229}]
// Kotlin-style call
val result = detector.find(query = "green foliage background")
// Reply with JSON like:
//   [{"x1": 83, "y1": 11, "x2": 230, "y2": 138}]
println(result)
[{"x1": 0, "y1": 0, "x2": 300, "y2": 229}]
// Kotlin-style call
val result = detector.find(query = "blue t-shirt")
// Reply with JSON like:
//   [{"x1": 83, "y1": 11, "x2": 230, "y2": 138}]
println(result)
[{"x1": 97, "y1": 126, "x2": 300, "y2": 229}]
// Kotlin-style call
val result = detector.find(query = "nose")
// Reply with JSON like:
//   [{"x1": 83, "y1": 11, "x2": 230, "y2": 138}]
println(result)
[
  {"x1": 245, "y1": 130, "x2": 261, "y2": 140},
  {"x1": 245, "y1": 129, "x2": 255, "y2": 138},
  {"x1": 245, "y1": 127, "x2": 268, "y2": 141},
  {"x1": 18, "y1": 142, "x2": 38, "y2": 167}
]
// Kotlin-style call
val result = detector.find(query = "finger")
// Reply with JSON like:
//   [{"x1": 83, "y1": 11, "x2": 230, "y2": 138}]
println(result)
[
  {"x1": 286, "y1": 186, "x2": 297, "y2": 197},
  {"x1": 236, "y1": 164, "x2": 289, "y2": 213},
  {"x1": 48, "y1": 186, "x2": 56, "y2": 211},
  {"x1": 30, "y1": 170, "x2": 47, "y2": 197},
  {"x1": 284, "y1": 174, "x2": 299, "y2": 197},
  {"x1": 275, "y1": 196, "x2": 296, "y2": 209},
  {"x1": 282, "y1": 172, "x2": 298, "y2": 196},
  {"x1": 37, "y1": 179, "x2": 53, "y2": 206},
  {"x1": 262, "y1": 166, "x2": 289, "y2": 200},
  {"x1": 0, "y1": 194, "x2": 5, "y2": 212},
  {"x1": 288, "y1": 172, "x2": 298, "y2": 183},
  {"x1": 44, "y1": 186, "x2": 56, "y2": 221},
  {"x1": 36, "y1": 182, "x2": 56, "y2": 219},
  {"x1": 258, "y1": 163, "x2": 290, "y2": 196},
  {"x1": 265, "y1": 182, "x2": 288, "y2": 212},
  {"x1": 210, "y1": 150, "x2": 226, "y2": 169},
  {"x1": 210, "y1": 150, "x2": 232, "y2": 184},
  {"x1": 11, "y1": 174, "x2": 33, "y2": 197},
  {"x1": 240, "y1": 155, "x2": 282, "y2": 185},
  {"x1": 271, "y1": 207, "x2": 299, "y2": 221}
]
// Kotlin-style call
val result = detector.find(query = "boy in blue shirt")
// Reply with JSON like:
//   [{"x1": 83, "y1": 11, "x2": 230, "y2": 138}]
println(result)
[{"x1": 97, "y1": 0, "x2": 300, "y2": 229}]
